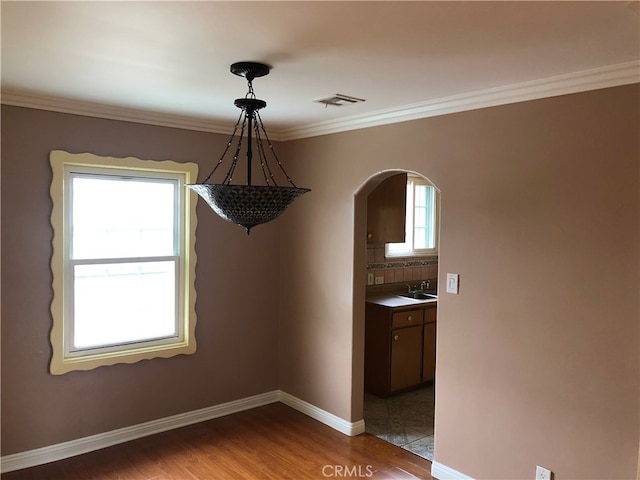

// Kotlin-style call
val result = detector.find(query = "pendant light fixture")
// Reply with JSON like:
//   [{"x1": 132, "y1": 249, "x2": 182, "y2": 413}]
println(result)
[{"x1": 187, "y1": 62, "x2": 310, "y2": 235}]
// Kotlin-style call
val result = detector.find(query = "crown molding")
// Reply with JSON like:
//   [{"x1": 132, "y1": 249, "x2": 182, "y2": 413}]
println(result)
[
  {"x1": 2, "y1": 61, "x2": 638, "y2": 141},
  {"x1": 0, "y1": 90, "x2": 232, "y2": 135},
  {"x1": 278, "y1": 60, "x2": 640, "y2": 140}
]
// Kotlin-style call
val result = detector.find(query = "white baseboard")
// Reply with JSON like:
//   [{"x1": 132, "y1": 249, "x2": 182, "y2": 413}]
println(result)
[
  {"x1": 278, "y1": 391, "x2": 366, "y2": 436},
  {"x1": 0, "y1": 390, "x2": 363, "y2": 473},
  {"x1": 431, "y1": 461, "x2": 475, "y2": 480},
  {"x1": 1, "y1": 391, "x2": 278, "y2": 473}
]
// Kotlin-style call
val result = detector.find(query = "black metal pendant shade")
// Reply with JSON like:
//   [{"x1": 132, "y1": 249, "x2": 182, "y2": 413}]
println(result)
[
  {"x1": 188, "y1": 184, "x2": 310, "y2": 233},
  {"x1": 187, "y1": 62, "x2": 310, "y2": 235}
]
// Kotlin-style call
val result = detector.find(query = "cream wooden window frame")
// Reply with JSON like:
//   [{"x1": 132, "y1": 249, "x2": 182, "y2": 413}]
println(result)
[{"x1": 49, "y1": 151, "x2": 198, "y2": 374}]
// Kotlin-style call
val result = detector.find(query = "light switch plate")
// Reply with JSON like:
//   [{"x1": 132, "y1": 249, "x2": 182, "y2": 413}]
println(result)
[{"x1": 446, "y1": 273, "x2": 459, "y2": 294}]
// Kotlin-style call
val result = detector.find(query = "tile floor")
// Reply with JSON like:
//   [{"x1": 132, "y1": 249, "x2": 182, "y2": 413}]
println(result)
[{"x1": 363, "y1": 384, "x2": 435, "y2": 461}]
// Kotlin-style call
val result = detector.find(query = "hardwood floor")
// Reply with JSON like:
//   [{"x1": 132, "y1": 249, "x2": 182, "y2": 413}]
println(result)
[{"x1": 1, "y1": 403, "x2": 434, "y2": 480}]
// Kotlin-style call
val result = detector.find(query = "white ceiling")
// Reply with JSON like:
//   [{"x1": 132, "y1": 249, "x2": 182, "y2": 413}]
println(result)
[{"x1": 2, "y1": 1, "x2": 639, "y2": 139}]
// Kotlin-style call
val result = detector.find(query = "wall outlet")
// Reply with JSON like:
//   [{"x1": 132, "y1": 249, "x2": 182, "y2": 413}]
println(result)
[
  {"x1": 374, "y1": 276, "x2": 384, "y2": 285},
  {"x1": 367, "y1": 273, "x2": 374, "y2": 285},
  {"x1": 536, "y1": 465, "x2": 552, "y2": 480}
]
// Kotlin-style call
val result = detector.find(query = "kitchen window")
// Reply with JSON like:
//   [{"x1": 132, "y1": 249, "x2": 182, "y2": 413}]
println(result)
[
  {"x1": 386, "y1": 176, "x2": 439, "y2": 257},
  {"x1": 49, "y1": 151, "x2": 198, "y2": 374}
]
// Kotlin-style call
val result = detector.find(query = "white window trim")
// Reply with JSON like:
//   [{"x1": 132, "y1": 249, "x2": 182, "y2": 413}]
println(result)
[
  {"x1": 385, "y1": 175, "x2": 440, "y2": 258},
  {"x1": 49, "y1": 151, "x2": 198, "y2": 374}
]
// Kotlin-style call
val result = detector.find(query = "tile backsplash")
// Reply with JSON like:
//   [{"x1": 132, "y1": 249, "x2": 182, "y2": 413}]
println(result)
[{"x1": 366, "y1": 244, "x2": 438, "y2": 294}]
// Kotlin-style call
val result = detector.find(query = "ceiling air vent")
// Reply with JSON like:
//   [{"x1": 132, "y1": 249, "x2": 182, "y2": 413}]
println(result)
[{"x1": 314, "y1": 94, "x2": 366, "y2": 107}]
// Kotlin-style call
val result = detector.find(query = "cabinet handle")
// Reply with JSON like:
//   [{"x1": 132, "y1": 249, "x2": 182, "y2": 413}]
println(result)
[
  {"x1": 367, "y1": 233, "x2": 372, "y2": 239},
  {"x1": 408, "y1": 315, "x2": 413, "y2": 321},
  {"x1": 394, "y1": 335, "x2": 399, "y2": 341}
]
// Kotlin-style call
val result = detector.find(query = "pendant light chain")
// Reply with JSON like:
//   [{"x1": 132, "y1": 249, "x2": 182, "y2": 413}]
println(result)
[
  {"x1": 246, "y1": 79, "x2": 256, "y2": 99},
  {"x1": 223, "y1": 111, "x2": 247, "y2": 184},
  {"x1": 255, "y1": 111, "x2": 299, "y2": 188},
  {"x1": 202, "y1": 110, "x2": 244, "y2": 183},
  {"x1": 253, "y1": 119, "x2": 277, "y2": 186}
]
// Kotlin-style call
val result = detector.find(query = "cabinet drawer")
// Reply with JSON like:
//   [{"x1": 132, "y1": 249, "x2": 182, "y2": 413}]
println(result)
[
  {"x1": 424, "y1": 306, "x2": 437, "y2": 323},
  {"x1": 392, "y1": 309, "x2": 423, "y2": 328}
]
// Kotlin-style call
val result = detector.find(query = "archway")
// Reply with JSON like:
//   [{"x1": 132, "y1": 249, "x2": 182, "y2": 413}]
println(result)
[{"x1": 352, "y1": 169, "x2": 440, "y2": 461}]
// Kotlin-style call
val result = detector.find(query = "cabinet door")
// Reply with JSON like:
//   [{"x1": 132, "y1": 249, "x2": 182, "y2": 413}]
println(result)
[
  {"x1": 423, "y1": 322, "x2": 437, "y2": 383},
  {"x1": 390, "y1": 325, "x2": 423, "y2": 392},
  {"x1": 366, "y1": 173, "x2": 407, "y2": 244}
]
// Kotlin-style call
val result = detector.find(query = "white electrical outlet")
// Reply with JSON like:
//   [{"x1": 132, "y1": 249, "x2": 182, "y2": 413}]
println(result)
[
  {"x1": 367, "y1": 273, "x2": 374, "y2": 285},
  {"x1": 536, "y1": 465, "x2": 552, "y2": 480},
  {"x1": 375, "y1": 276, "x2": 384, "y2": 285}
]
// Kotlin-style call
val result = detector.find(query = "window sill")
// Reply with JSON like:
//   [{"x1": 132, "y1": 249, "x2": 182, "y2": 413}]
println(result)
[{"x1": 49, "y1": 338, "x2": 197, "y2": 375}]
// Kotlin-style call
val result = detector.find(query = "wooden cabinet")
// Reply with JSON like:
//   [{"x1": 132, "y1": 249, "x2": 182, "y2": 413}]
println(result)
[
  {"x1": 422, "y1": 306, "x2": 437, "y2": 383},
  {"x1": 365, "y1": 301, "x2": 437, "y2": 396},
  {"x1": 366, "y1": 173, "x2": 407, "y2": 244},
  {"x1": 390, "y1": 324, "x2": 423, "y2": 391}
]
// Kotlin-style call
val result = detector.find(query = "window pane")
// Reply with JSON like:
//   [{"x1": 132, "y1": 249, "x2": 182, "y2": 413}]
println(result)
[
  {"x1": 73, "y1": 261, "x2": 177, "y2": 349},
  {"x1": 72, "y1": 176, "x2": 176, "y2": 259},
  {"x1": 414, "y1": 185, "x2": 435, "y2": 249},
  {"x1": 414, "y1": 183, "x2": 426, "y2": 206},
  {"x1": 414, "y1": 206, "x2": 427, "y2": 228},
  {"x1": 386, "y1": 178, "x2": 438, "y2": 257},
  {"x1": 415, "y1": 227, "x2": 426, "y2": 248}
]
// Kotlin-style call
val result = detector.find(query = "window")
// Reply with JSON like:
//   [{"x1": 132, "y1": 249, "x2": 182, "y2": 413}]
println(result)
[
  {"x1": 49, "y1": 151, "x2": 198, "y2": 374},
  {"x1": 386, "y1": 176, "x2": 439, "y2": 257}
]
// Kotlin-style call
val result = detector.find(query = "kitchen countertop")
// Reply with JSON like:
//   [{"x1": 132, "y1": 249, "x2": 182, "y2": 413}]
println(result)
[{"x1": 366, "y1": 294, "x2": 438, "y2": 308}]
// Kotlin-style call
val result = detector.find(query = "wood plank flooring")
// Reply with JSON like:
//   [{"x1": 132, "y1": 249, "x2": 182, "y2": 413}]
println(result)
[{"x1": 1, "y1": 403, "x2": 434, "y2": 480}]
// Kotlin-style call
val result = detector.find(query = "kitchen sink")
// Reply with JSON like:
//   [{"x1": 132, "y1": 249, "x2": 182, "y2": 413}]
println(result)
[{"x1": 400, "y1": 292, "x2": 438, "y2": 300}]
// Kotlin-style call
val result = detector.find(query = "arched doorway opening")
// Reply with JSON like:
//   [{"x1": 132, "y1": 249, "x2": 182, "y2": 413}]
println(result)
[{"x1": 352, "y1": 169, "x2": 440, "y2": 461}]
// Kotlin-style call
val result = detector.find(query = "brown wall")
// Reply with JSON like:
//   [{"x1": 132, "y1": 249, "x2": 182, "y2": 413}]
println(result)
[
  {"x1": 2, "y1": 85, "x2": 638, "y2": 479},
  {"x1": 278, "y1": 85, "x2": 639, "y2": 479},
  {"x1": 1, "y1": 106, "x2": 281, "y2": 454}
]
